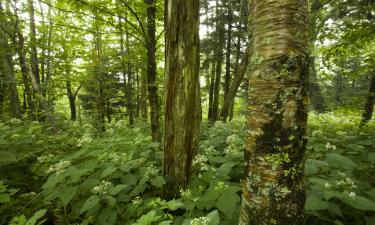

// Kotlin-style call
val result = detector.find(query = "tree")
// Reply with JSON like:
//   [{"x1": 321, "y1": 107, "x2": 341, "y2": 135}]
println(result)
[
  {"x1": 361, "y1": 74, "x2": 375, "y2": 125},
  {"x1": 0, "y1": 2, "x2": 21, "y2": 119},
  {"x1": 163, "y1": 0, "x2": 200, "y2": 199},
  {"x1": 239, "y1": 0, "x2": 309, "y2": 224},
  {"x1": 145, "y1": 0, "x2": 161, "y2": 142}
]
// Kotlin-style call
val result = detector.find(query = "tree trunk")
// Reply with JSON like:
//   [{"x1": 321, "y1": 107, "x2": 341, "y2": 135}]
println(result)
[
  {"x1": 239, "y1": 0, "x2": 309, "y2": 224},
  {"x1": 66, "y1": 80, "x2": 77, "y2": 121},
  {"x1": 163, "y1": 0, "x2": 200, "y2": 199},
  {"x1": 220, "y1": 47, "x2": 249, "y2": 121},
  {"x1": 145, "y1": 0, "x2": 161, "y2": 142},
  {"x1": 308, "y1": 56, "x2": 326, "y2": 113},
  {"x1": 0, "y1": 3, "x2": 21, "y2": 119},
  {"x1": 361, "y1": 74, "x2": 375, "y2": 125},
  {"x1": 208, "y1": 62, "x2": 215, "y2": 121},
  {"x1": 28, "y1": 0, "x2": 40, "y2": 84},
  {"x1": 211, "y1": 1, "x2": 225, "y2": 122},
  {"x1": 140, "y1": 67, "x2": 148, "y2": 122},
  {"x1": 223, "y1": 4, "x2": 233, "y2": 104},
  {"x1": 125, "y1": 18, "x2": 134, "y2": 125}
]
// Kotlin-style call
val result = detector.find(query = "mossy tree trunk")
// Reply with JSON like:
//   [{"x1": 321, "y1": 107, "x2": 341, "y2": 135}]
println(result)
[
  {"x1": 163, "y1": 0, "x2": 200, "y2": 199},
  {"x1": 240, "y1": 0, "x2": 309, "y2": 224},
  {"x1": 145, "y1": 0, "x2": 161, "y2": 142}
]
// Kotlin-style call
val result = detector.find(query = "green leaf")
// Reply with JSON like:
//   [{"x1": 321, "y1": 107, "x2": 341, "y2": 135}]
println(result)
[
  {"x1": 368, "y1": 153, "x2": 375, "y2": 163},
  {"x1": 0, "y1": 193, "x2": 10, "y2": 203},
  {"x1": 136, "y1": 210, "x2": 161, "y2": 225},
  {"x1": 167, "y1": 199, "x2": 184, "y2": 211},
  {"x1": 101, "y1": 166, "x2": 117, "y2": 178},
  {"x1": 103, "y1": 195, "x2": 116, "y2": 207},
  {"x1": 206, "y1": 210, "x2": 220, "y2": 225},
  {"x1": 108, "y1": 184, "x2": 127, "y2": 196},
  {"x1": 59, "y1": 186, "x2": 77, "y2": 206},
  {"x1": 0, "y1": 151, "x2": 16, "y2": 163},
  {"x1": 95, "y1": 207, "x2": 117, "y2": 225},
  {"x1": 81, "y1": 195, "x2": 100, "y2": 214},
  {"x1": 216, "y1": 190, "x2": 240, "y2": 218},
  {"x1": 41, "y1": 174, "x2": 59, "y2": 190},
  {"x1": 158, "y1": 221, "x2": 172, "y2": 225},
  {"x1": 325, "y1": 153, "x2": 356, "y2": 169},
  {"x1": 25, "y1": 209, "x2": 47, "y2": 225},
  {"x1": 150, "y1": 176, "x2": 166, "y2": 188},
  {"x1": 338, "y1": 195, "x2": 375, "y2": 211},
  {"x1": 305, "y1": 194, "x2": 329, "y2": 211}
]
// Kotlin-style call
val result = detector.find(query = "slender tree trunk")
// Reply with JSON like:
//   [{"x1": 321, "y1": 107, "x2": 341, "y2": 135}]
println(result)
[
  {"x1": 140, "y1": 67, "x2": 148, "y2": 122},
  {"x1": 309, "y1": 56, "x2": 326, "y2": 113},
  {"x1": 66, "y1": 80, "x2": 77, "y2": 121},
  {"x1": 145, "y1": 0, "x2": 161, "y2": 142},
  {"x1": 361, "y1": 74, "x2": 375, "y2": 125},
  {"x1": 240, "y1": 0, "x2": 309, "y2": 224},
  {"x1": 208, "y1": 62, "x2": 215, "y2": 121},
  {"x1": 223, "y1": 4, "x2": 233, "y2": 103},
  {"x1": 94, "y1": 20, "x2": 105, "y2": 131},
  {"x1": 220, "y1": 47, "x2": 249, "y2": 121},
  {"x1": 335, "y1": 73, "x2": 343, "y2": 106},
  {"x1": 125, "y1": 17, "x2": 134, "y2": 125},
  {"x1": 0, "y1": 3, "x2": 21, "y2": 119},
  {"x1": 211, "y1": 2, "x2": 225, "y2": 122},
  {"x1": 28, "y1": 0, "x2": 40, "y2": 84},
  {"x1": 135, "y1": 70, "x2": 140, "y2": 119},
  {"x1": 163, "y1": 0, "x2": 200, "y2": 199}
]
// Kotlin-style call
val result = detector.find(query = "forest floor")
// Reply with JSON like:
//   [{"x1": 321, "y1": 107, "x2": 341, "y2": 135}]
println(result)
[{"x1": 0, "y1": 110, "x2": 374, "y2": 225}]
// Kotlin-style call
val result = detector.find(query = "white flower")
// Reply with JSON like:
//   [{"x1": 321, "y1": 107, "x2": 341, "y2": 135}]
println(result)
[
  {"x1": 192, "y1": 154, "x2": 208, "y2": 166},
  {"x1": 214, "y1": 181, "x2": 228, "y2": 191},
  {"x1": 132, "y1": 196, "x2": 143, "y2": 206},
  {"x1": 10, "y1": 118, "x2": 22, "y2": 125},
  {"x1": 325, "y1": 142, "x2": 336, "y2": 150},
  {"x1": 91, "y1": 180, "x2": 112, "y2": 195},
  {"x1": 348, "y1": 191, "x2": 356, "y2": 199},
  {"x1": 37, "y1": 154, "x2": 54, "y2": 163},
  {"x1": 180, "y1": 188, "x2": 192, "y2": 198},
  {"x1": 47, "y1": 160, "x2": 71, "y2": 174},
  {"x1": 190, "y1": 217, "x2": 211, "y2": 225},
  {"x1": 145, "y1": 165, "x2": 159, "y2": 178},
  {"x1": 324, "y1": 182, "x2": 331, "y2": 188}
]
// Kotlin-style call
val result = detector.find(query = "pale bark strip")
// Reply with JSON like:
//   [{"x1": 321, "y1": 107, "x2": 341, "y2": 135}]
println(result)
[
  {"x1": 240, "y1": 0, "x2": 309, "y2": 224},
  {"x1": 163, "y1": 0, "x2": 200, "y2": 199}
]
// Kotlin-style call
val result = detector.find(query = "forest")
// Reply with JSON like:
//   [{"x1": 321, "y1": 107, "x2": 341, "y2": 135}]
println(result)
[{"x1": 0, "y1": 0, "x2": 374, "y2": 224}]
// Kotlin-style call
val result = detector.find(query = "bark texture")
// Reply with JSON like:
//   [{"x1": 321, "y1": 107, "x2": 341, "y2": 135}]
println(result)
[
  {"x1": 145, "y1": 0, "x2": 161, "y2": 142},
  {"x1": 240, "y1": 0, "x2": 309, "y2": 224},
  {"x1": 361, "y1": 74, "x2": 375, "y2": 125},
  {"x1": 163, "y1": 0, "x2": 200, "y2": 199}
]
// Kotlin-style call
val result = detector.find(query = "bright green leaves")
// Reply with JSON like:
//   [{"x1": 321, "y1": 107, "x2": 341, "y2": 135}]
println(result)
[
  {"x1": 150, "y1": 176, "x2": 166, "y2": 188},
  {"x1": 59, "y1": 186, "x2": 77, "y2": 206},
  {"x1": 96, "y1": 207, "x2": 117, "y2": 225},
  {"x1": 81, "y1": 195, "x2": 100, "y2": 214}
]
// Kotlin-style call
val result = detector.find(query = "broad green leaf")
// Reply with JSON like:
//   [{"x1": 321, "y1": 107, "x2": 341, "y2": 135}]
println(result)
[
  {"x1": 0, "y1": 151, "x2": 16, "y2": 163},
  {"x1": 25, "y1": 209, "x2": 47, "y2": 225},
  {"x1": 216, "y1": 190, "x2": 240, "y2": 218},
  {"x1": 95, "y1": 207, "x2": 117, "y2": 225},
  {"x1": 325, "y1": 153, "x2": 356, "y2": 169},
  {"x1": 338, "y1": 195, "x2": 375, "y2": 211},
  {"x1": 0, "y1": 193, "x2": 10, "y2": 203},
  {"x1": 59, "y1": 186, "x2": 77, "y2": 206},
  {"x1": 81, "y1": 195, "x2": 100, "y2": 214},
  {"x1": 109, "y1": 184, "x2": 127, "y2": 195},
  {"x1": 42, "y1": 174, "x2": 59, "y2": 190},
  {"x1": 167, "y1": 199, "x2": 184, "y2": 211},
  {"x1": 206, "y1": 210, "x2": 220, "y2": 225},
  {"x1": 136, "y1": 210, "x2": 161, "y2": 225},
  {"x1": 150, "y1": 176, "x2": 166, "y2": 188},
  {"x1": 158, "y1": 221, "x2": 172, "y2": 225},
  {"x1": 305, "y1": 194, "x2": 329, "y2": 211},
  {"x1": 101, "y1": 166, "x2": 117, "y2": 178}
]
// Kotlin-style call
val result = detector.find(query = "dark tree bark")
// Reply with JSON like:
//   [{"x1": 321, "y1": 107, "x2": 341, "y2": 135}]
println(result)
[
  {"x1": 125, "y1": 22, "x2": 134, "y2": 125},
  {"x1": 0, "y1": 2, "x2": 21, "y2": 119},
  {"x1": 240, "y1": 0, "x2": 309, "y2": 224},
  {"x1": 309, "y1": 56, "x2": 326, "y2": 113},
  {"x1": 361, "y1": 74, "x2": 375, "y2": 125},
  {"x1": 145, "y1": 0, "x2": 161, "y2": 142},
  {"x1": 163, "y1": 0, "x2": 200, "y2": 199},
  {"x1": 140, "y1": 67, "x2": 148, "y2": 122},
  {"x1": 211, "y1": 1, "x2": 225, "y2": 122},
  {"x1": 223, "y1": 4, "x2": 233, "y2": 104},
  {"x1": 208, "y1": 62, "x2": 215, "y2": 121},
  {"x1": 66, "y1": 80, "x2": 81, "y2": 121}
]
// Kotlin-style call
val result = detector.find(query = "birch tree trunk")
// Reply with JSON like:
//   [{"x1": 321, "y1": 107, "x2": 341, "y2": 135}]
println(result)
[
  {"x1": 240, "y1": 0, "x2": 309, "y2": 224},
  {"x1": 163, "y1": 0, "x2": 200, "y2": 199}
]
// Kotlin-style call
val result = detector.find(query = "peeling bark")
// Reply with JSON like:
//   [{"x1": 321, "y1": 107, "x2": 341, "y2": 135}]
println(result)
[
  {"x1": 163, "y1": 0, "x2": 200, "y2": 199},
  {"x1": 240, "y1": 0, "x2": 309, "y2": 224}
]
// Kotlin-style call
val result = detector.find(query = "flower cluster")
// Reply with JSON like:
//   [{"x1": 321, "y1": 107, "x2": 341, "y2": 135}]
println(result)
[
  {"x1": 204, "y1": 146, "x2": 216, "y2": 154},
  {"x1": 132, "y1": 196, "x2": 143, "y2": 206},
  {"x1": 77, "y1": 133, "x2": 93, "y2": 147},
  {"x1": 325, "y1": 171, "x2": 357, "y2": 199},
  {"x1": 47, "y1": 160, "x2": 71, "y2": 174},
  {"x1": 92, "y1": 180, "x2": 112, "y2": 195},
  {"x1": 190, "y1": 217, "x2": 211, "y2": 225},
  {"x1": 145, "y1": 165, "x2": 159, "y2": 178},
  {"x1": 37, "y1": 153, "x2": 54, "y2": 163},
  {"x1": 99, "y1": 152, "x2": 132, "y2": 163},
  {"x1": 9, "y1": 118, "x2": 22, "y2": 125},
  {"x1": 192, "y1": 154, "x2": 208, "y2": 167},
  {"x1": 180, "y1": 188, "x2": 192, "y2": 199},
  {"x1": 214, "y1": 181, "x2": 228, "y2": 191},
  {"x1": 336, "y1": 131, "x2": 348, "y2": 136},
  {"x1": 325, "y1": 142, "x2": 337, "y2": 150}
]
